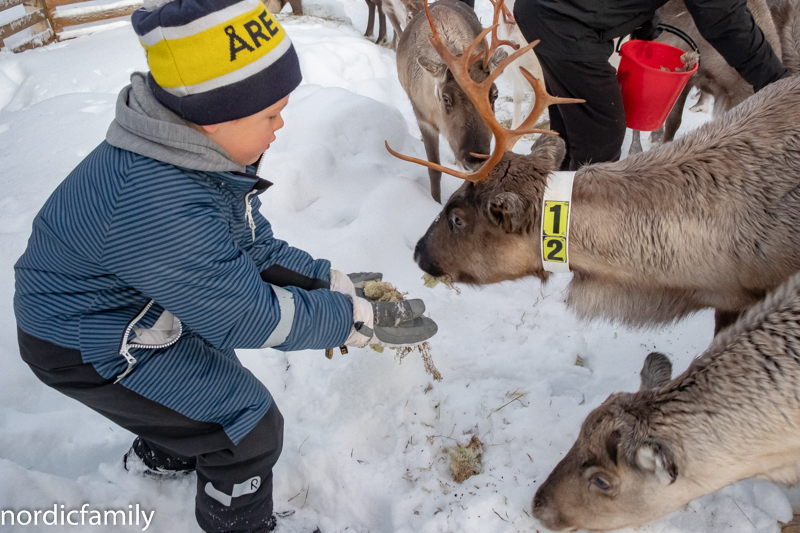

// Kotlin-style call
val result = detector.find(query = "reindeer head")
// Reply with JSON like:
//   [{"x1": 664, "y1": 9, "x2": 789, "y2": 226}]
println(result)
[
  {"x1": 387, "y1": 0, "x2": 582, "y2": 283},
  {"x1": 414, "y1": 134, "x2": 566, "y2": 283},
  {"x1": 533, "y1": 353, "x2": 686, "y2": 532},
  {"x1": 401, "y1": 0, "x2": 425, "y2": 25},
  {"x1": 417, "y1": 48, "x2": 507, "y2": 171}
]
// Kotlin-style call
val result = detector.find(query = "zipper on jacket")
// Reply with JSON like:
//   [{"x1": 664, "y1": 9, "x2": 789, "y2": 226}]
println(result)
[
  {"x1": 115, "y1": 300, "x2": 183, "y2": 383},
  {"x1": 244, "y1": 190, "x2": 257, "y2": 242}
]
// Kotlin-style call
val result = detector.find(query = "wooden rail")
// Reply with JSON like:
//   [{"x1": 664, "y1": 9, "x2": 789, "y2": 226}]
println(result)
[{"x1": 1, "y1": 0, "x2": 141, "y2": 52}]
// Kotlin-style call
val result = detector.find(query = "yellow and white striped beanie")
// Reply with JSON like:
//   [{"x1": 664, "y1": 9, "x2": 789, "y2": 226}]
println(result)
[{"x1": 131, "y1": 0, "x2": 302, "y2": 125}]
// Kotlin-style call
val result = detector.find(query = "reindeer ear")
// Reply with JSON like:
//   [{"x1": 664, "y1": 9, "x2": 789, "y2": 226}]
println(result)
[
  {"x1": 487, "y1": 192, "x2": 529, "y2": 233},
  {"x1": 639, "y1": 352, "x2": 673, "y2": 391},
  {"x1": 529, "y1": 133, "x2": 567, "y2": 170},
  {"x1": 418, "y1": 56, "x2": 448, "y2": 80},
  {"x1": 636, "y1": 440, "x2": 678, "y2": 485},
  {"x1": 487, "y1": 49, "x2": 508, "y2": 72}
]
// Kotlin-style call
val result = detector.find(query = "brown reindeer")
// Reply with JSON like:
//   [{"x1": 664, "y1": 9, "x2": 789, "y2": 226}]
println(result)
[
  {"x1": 389, "y1": 4, "x2": 800, "y2": 332},
  {"x1": 395, "y1": 0, "x2": 510, "y2": 203},
  {"x1": 533, "y1": 272, "x2": 800, "y2": 531}
]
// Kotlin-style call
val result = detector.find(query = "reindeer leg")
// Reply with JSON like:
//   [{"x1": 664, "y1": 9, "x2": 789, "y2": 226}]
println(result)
[
  {"x1": 377, "y1": 2, "x2": 388, "y2": 45},
  {"x1": 649, "y1": 126, "x2": 664, "y2": 146},
  {"x1": 420, "y1": 123, "x2": 442, "y2": 203},
  {"x1": 629, "y1": 129, "x2": 643, "y2": 155},
  {"x1": 690, "y1": 90, "x2": 712, "y2": 113},
  {"x1": 365, "y1": 0, "x2": 375, "y2": 38},
  {"x1": 386, "y1": 10, "x2": 403, "y2": 50},
  {"x1": 288, "y1": 0, "x2": 303, "y2": 15},
  {"x1": 662, "y1": 84, "x2": 692, "y2": 143}
]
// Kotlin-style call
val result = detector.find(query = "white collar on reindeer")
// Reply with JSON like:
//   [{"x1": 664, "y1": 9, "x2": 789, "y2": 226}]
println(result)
[{"x1": 541, "y1": 171, "x2": 576, "y2": 273}]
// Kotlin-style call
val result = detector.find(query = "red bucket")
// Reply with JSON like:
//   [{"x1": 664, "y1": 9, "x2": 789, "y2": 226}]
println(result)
[{"x1": 617, "y1": 39, "x2": 698, "y2": 131}]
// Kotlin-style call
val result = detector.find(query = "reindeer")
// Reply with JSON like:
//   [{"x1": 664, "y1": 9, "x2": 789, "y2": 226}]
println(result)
[
  {"x1": 364, "y1": 0, "x2": 423, "y2": 48},
  {"x1": 395, "y1": 0, "x2": 509, "y2": 203},
  {"x1": 533, "y1": 272, "x2": 800, "y2": 531},
  {"x1": 770, "y1": 0, "x2": 800, "y2": 74},
  {"x1": 364, "y1": 0, "x2": 388, "y2": 45},
  {"x1": 631, "y1": 0, "x2": 783, "y2": 153},
  {"x1": 387, "y1": 0, "x2": 425, "y2": 48},
  {"x1": 387, "y1": 1, "x2": 800, "y2": 333}
]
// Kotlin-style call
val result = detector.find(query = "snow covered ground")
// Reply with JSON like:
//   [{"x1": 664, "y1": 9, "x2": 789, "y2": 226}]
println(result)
[{"x1": 0, "y1": 1, "x2": 795, "y2": 532}]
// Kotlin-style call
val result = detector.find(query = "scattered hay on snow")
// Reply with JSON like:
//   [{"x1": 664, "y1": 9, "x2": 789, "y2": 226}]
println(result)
[
  {"x1": 449, "y1": 435, "x2": 483, "y2": 483},
  {"x1": 397, "y1": 342, "x2": 441, "y2": 382}
]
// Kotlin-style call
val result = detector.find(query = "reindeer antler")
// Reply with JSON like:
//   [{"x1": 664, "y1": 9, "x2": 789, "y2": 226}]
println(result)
[
  {"x1": 385, "y1": 0, "x2": 585, "y2": 183},
  {"x1": 483, "y1": 0, "x2": 518, "y2": 69}
]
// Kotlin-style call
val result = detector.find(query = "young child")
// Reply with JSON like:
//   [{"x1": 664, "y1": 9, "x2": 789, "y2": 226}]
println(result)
[{"x1": 13, "y1": 1, "x2": 436, "y2": 531}]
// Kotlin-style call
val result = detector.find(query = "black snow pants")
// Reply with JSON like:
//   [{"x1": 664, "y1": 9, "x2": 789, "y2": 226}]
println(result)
[
  {"x1": 531, "y1": 52, "x2": 627, "y2": 170},
  {"x1": 18, "y1": 328, "x2": 283, "y2": 533},
  {"x1": 513, "y1": 0, "x2": 627, "y2": 170}
]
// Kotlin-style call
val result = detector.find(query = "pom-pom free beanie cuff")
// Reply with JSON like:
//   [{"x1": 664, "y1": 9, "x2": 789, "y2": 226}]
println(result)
[{"x1": 131, "y1": 0, "x2": 302, "y2": 125}]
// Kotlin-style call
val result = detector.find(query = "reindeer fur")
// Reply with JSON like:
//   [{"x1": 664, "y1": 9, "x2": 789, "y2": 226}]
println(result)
[
  {"x1": 414, "y1": 75, "x2": 800, "y2": 327},
  {"x1": 396, "y1": 0, "x2": 506, "y2": 203},
  {"x1": 655, "y1": 0, "x2": 782, "y2": 143},
  {"x1": 532, "y1": 270, "x2": 800, "y2": 531}
]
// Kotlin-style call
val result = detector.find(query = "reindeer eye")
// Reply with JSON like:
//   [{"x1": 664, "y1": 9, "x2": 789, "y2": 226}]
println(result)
[
  {"x1": 442, "y1": 94, "x2": 453, "y2": 108},
  {"x1": 490, "y1": 87, "x2": 499, "y2": 104},
  {"x1": 450, "y1": 213, "x2": 464, "y2": 230},
  {"x1": 593, "y1": 475, "x2": 611, "y2": 491}
]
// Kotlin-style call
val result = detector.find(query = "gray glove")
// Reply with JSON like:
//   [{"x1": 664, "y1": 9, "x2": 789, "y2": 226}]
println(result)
[
  {"x1": 330, "y1": 270, "x2": 438, "y2": 348},
  {"x1": 346, "y1": 272, "x2": 384, "y2": 299},
  {"x1": 348, "y1": 300, "x2": 439, "y2": 346},
  {"x1": 351, "y1": 299, "x2": 438, "y2": 347}
]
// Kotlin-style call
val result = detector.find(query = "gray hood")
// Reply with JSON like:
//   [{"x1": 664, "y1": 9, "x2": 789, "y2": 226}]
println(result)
[{"x1": 106, "y1": 72, "x2": 246, "y2": 173}]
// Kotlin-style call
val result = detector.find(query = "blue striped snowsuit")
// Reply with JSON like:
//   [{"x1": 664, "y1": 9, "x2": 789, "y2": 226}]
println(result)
[{"x1": 14, "y1": 141, "x2": 353, "y2": 444}]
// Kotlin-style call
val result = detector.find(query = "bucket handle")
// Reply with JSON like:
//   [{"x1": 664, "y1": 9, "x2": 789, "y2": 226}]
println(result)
[{"x1": 616, "y1": 23, "x2": 700, "y2": 57}]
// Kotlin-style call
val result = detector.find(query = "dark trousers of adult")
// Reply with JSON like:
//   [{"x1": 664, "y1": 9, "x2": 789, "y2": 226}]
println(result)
[
  {"x1": 18, "y1": 328, "x2": 283, "y2": 533},
  {"x1": 530, "y1": 52, "x2": 628, "y2": 171}
]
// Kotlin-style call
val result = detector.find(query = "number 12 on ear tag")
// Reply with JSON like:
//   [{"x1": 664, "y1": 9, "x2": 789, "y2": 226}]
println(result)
[{"x1": 542, "y1": 200, "x2": 570, "y2": 269}]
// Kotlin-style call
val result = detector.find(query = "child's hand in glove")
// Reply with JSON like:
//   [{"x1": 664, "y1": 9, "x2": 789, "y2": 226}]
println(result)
[
  {"x1": 329, "y1": 270, "x2": 438, "y2": 348},
  {"x1": 345, "y1": 295, "x2": 437, "y2": 348}
]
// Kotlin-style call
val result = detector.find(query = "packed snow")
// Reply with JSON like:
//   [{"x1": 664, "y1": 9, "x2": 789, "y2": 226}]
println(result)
[{"x1": 0, "y1": 1, "x2": 796, "y2": 532}]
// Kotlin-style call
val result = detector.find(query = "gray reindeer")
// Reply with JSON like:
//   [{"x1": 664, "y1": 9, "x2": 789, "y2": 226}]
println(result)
[
  {"x1": 390, "y1": 5, "x2": 800, "y2": 333},
  {"x1": 395, "y1": 0, "x2": 509, "y2": 203},
  {"x1": 533, "y1": 271, "x2": 800, "y2": 530}
]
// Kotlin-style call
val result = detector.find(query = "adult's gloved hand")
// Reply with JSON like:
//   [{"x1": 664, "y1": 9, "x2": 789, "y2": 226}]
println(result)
[
  {"x1": 345, "y1": 295, "x2": 438, "y2": 348},
  {"x1": 632, "y1": 13, "x2": 662, "y2": 41}
]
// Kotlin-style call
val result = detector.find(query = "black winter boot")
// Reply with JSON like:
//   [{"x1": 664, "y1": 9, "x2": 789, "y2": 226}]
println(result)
[{"x1": 124, "y1": 437, "x2": 196, "y2": 478}]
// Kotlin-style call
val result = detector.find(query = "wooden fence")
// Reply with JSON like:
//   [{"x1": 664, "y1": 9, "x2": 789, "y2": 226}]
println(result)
[{"x1": 1, "y1": 0, "x2": 141, "y2": 53}]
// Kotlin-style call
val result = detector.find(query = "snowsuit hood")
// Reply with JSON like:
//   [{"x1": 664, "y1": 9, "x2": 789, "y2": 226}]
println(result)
[{"x1": 106, "y1": 72, "x2": 246, "y2": 173}]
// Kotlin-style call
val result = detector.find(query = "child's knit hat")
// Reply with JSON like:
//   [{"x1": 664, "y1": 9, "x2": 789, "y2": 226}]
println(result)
[{"x1": 131, "y1": 0, "x2": 302, "y2": 125}]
